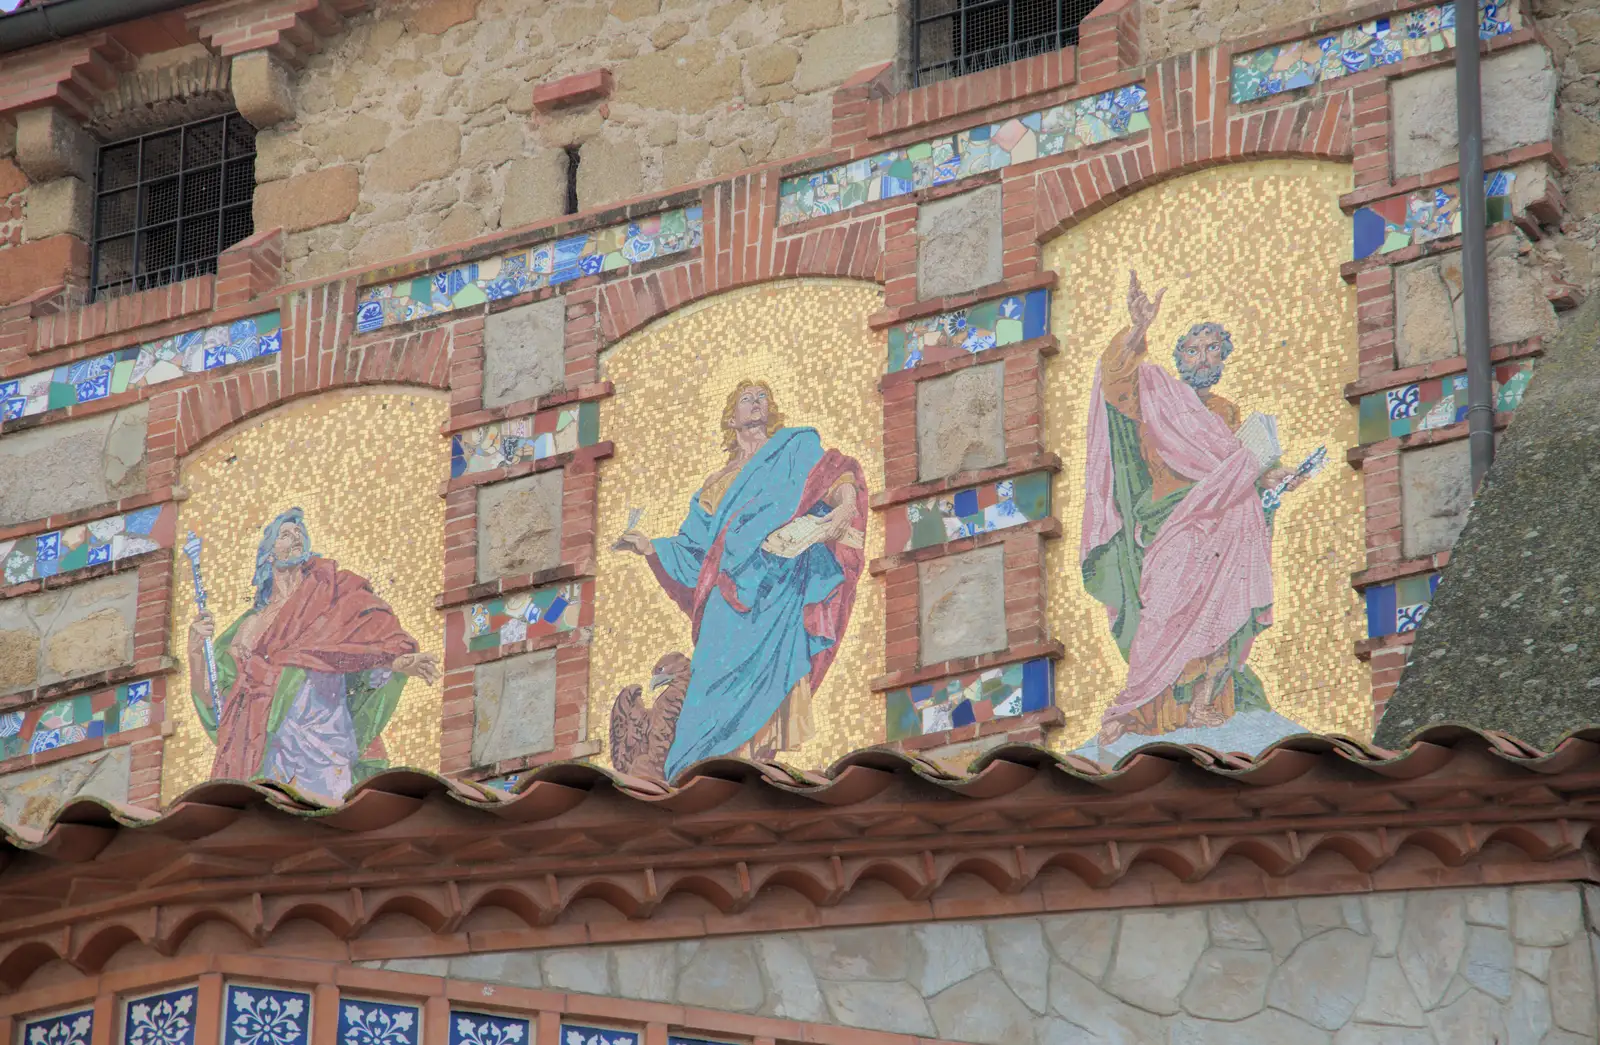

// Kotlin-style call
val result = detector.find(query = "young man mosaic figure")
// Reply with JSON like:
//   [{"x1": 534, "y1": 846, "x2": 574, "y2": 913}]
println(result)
[
  {"x1": 1081, "y1": 271, "x2": 1307, "y2": 749},
  {"x1": 187, "y1": 508, "x2": 439, "y2": 797},
  {"x1": 616, "y1": 381, "x2": 867, "y2": 780}
]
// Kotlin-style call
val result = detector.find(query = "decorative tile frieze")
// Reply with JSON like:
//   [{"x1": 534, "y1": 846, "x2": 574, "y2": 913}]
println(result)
[
  {"x1": 451, "y1": 401, "x2": 600, "y2": 478},
  {"x1": 223, "y1": 985, "x2": 311, "y2": 1045},
  {"x1": 124, "y1": 987, "x2": 198, "y2": 1045},
  {"x1": 1352, "y1": 170, "x2": 1515, "y2": 260},
  {"x1": 463, "y1": 581, "x2": 585, "y2": 654},
  {"x1": 23, "y1": 1010, "x2": 93, "y2": 1045},
  {"x1": 1230, "y1": 0, "x2": 1520, "y2": 104},
  {"x1": 449, "y1": 1013, "x2": 527, "y2": 1045},
  {"x1": 0, "y1": 503, "x2": 174, "y2": 587},
  {"x1": 1357, "y1": 359, "x2": 1533, "y2": 443},
  {"x1": 887, "y1": 288, "x2": 1051, "y2": 373},
  {"x1": 561, "y1": 1027, "x2": 637, "y2": 1045},
  {"x1": 885, "y1": 658, "x2": 1053, "y2": 741},
  {"x1": 1365, "y1": 572, "x2": 1440, "y2": 637},
  {"x1": 777, "y1": 86, "x2": 1151, "y2": 225},
  {"x1": 0, "y1": 678, "x2": 155, "y2": 761},
  {"x1": 0, "y1": 312, "x2": 282, "y2": 423},
  {"x1": 338, "y1": 1002, "x2": 419, "y2": 1045},
  {"x1": 356, "y1": 206, "x2": 704, "y2": 334},
  {"x1": 883, "y1": 472, "x2": 1052, "y2": 555}
]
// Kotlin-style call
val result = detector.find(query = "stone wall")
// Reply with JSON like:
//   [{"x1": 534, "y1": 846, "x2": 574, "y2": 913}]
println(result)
[
  {"x1": 255, "y1": 0, "x2": 902, "y2": 280},
  {"x1": 0, "y1": 405, "x2": 148, "y2": 529},
  {"x1": 0, "y1": 574, "x2": 137, "y2": 698},
  {"x1": 1533, "y1": 0, "x2": 1600, "y2": 296},
  {"x1": 364, "y1": 883, "x2": 1600, "y2": 1045},
  {"x1": 0, "y1": 744, "x2": 129, "y2": 831},
  {"x1": 1139, "y1": 0, "x2": 1369, "y2": 64}
]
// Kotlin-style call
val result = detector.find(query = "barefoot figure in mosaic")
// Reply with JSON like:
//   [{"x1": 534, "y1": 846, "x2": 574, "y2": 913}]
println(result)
[
  {"x1": 616, "y1": 381, "x2": 867, "y2": 779},
  {"x1": 186, "y1": 508, "x2": 440, "y2": 795},
  {"x1": 1082, "y1": 271, "x2": 1321, "y2": 748}
]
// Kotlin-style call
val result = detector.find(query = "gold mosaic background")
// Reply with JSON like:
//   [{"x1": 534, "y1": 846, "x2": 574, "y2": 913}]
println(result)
[
  {"x1": 162, "y1": 389, "x2": 448, "y2": 802},
  {"x1": 589, "y1": 280, "x2": 887, "y2": 770},
  {"x1": 1043, "y1": 160, "x2": 1369, "y2": 749}
]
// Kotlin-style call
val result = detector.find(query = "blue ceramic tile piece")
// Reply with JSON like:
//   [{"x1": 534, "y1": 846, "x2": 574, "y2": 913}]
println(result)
[
  {"x1": 224, "y1": 986, "x2": 311, "y2": 1045},
  {"x1": 124, "y1": 987, "x2": 199, "y2": 1045},
  {"x1": 562, "y1": 1027, "x2": 638, "y2": 1045},
  {"x1": 450, "y1": 1012, "x2": 528, "y2": 1045},
  {"x1": 338, "y1": 1001, "x2": 420, "y2": 1045},
  {"x1": 23, "y1": 1010, "x2": 94, "y2": 1045}
]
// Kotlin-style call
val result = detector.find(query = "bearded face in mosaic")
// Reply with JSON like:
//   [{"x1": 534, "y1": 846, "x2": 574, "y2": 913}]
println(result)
[{"x1": 186, "y1": 508, "x2": 440, "y2": 797}]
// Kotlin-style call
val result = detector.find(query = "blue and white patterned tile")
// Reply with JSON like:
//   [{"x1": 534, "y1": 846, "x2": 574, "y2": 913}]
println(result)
[
  {"x1": 24, "y1": 1010, "x2": 94, "y2": 1045},
  {"x1": 224, "y1": 985, "x2": 311, "y2": 1045},
  {"x1": 562, "y1": 1027, "x2": 638, "y2": 1045},
  {"x1": 124, "y1": 987, "x2": 199, "y2": 1045},
  {"x1": 338, "y1": 1000, "x2": 419, "y2": 1045},
  {"x1": 450, "y1": 1012, "x2": 528, "y2": 1045}
]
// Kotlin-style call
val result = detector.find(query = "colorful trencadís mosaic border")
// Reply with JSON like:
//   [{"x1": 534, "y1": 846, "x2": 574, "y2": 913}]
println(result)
[
  {"x1": 0, "y1": 679, "x2": 155, "y2": 761},
  {"x1": 0, "y1": 313, "x2": 282, "y2": 423},
  {"x1": 883, "y1": 472, "x2": 1052, "y2": 555},
  {"x1": 0, "y1": 503, "x2": 174, "y2": 587},
  {"x1": 887, "y1": 289, "x2": 1051, "y2": 373},
  {"x1": 356, "y1": 206, "x2": 704, "y2": 335},
  {"x1": 1366, "y1": 572, "x2": 1440, "y2": 637},
  {"x1": 465, "y1": 582, "x2": 584, "y2": 653},
  {"x1": 777, "y1": 86, "x2": 1150, "y2": 225},
  {"x1": 451, "y1": 402, "x2": 600, "y2": 478},
  {"x1": 1353, "y1": 170, "x2": 1514, "y2": 260},
  {"x1": 1357, "y1": 359, "x2": 1533, "y2": 444},
  {"x1": 885, "y1": 658, "x2": 1053, "y2": 742},
  {"x1": 1230, "y1": 1, "x2": 1519, "y2": 105},
  {"x1": 23, "y1": 1009, "x2": 93, "y2": 1045}
]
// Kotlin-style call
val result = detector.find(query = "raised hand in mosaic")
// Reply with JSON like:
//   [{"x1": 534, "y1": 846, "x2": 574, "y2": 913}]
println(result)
[
  {"x1": 612, "y1": 380, "x2": 867, "y2": 779},
  {"x1": 185, "y1": 508, "x2": 432, "y2": 797}
]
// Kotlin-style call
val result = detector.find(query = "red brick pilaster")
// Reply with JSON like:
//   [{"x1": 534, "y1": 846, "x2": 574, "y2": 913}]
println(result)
[
  {"x1": 1356, "y1": 267, "x2": 1397, "y2": 377},
  {"x1": 1351, "y1": 79, "x2": 1391, "y2": 189},
  {"x1": 1076, "y1": 0, "x2": 1140, "y2": 82},
  {"x1": 439, "y1": 667, "x2": 474, "y2": 774},
  {"x1": 1362, "y1": 450, "x2": 1403, "y2": 566},
  {"x1": 126, "y1": 734, "x2": 165, "y2": 808}
]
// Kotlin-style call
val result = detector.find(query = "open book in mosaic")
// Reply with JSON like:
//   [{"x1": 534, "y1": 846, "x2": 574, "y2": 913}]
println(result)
[
  {"x1": 338, "y1": 1000, "x2": 419, "y2": 1045},
  {"x1": 1366, "y1": 572, "x2": 1440, "y2": 638},
  {"x1": 124, "y1": 987, "x2": 198, "y2": 1045},
  {"x1": 223, "y1": 985, "x2": 310, "y2": 1045},
  {"x1": 0, "y1": 678, "x2": 153, "y2": 760},
  {"x1": 0, "y1": 503, "x2": 173, "y2": 587},
  {"x1": 451, "y1": 401, "x2": 600, "y2": 478},
  {"x1": 462, "y1": 581, "x2": 584, "y2": 653},
  {"x1": 1, "y1": 313, "x2": 282, "y2": 422},
  {"x1": 1357, "y1": 359, "x2": 1534, "y2": 443},
  {"x1": 1230, "y1": 0, "x2": 1520, "y2": 104},
  {"x1": 449, "y1": 1013, "x2": 527, "y2": 1045},
  {"x1": 887, "y1": 288, "x2": 1050, "y2": 372},
  {"x1": 886, "y1": 658, "x2": 1053, "y2": 741},
  {"x1": 1353, "y1": 170, "x2": 1515, "y2": 260},
  {"x1": 356, "y1": 206, "x2": 704, "y2": 334},
  {"x1": 777, "y1": 86, "x2": 1150, "y2": 225},
  {"x1": 883, "y1": 472, "x2": 1052, "y2": 554},
  {"x1": 23, "y1": 1010, "x2": 93, "y2": 1045}
]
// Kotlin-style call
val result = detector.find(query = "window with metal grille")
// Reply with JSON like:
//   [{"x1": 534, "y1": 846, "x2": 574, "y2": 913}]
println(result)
[
  {"x1": 912, "y1": 0, "x2": 1100, "y2": 86},
  {"x1": 90, "y1": 112, "x2": 257, "y2": 302}
]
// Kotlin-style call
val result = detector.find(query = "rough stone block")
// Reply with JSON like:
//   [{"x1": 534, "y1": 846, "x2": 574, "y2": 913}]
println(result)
[
  {"x1": 1392, "y1": 46, "x2": 1557, "y2": 177},
  {"x1": 501, "y1": 150, "x2": 569, "y2": 229},
  {"x1": 483, "y1": 297, "x2": 567, "y2": 407},
  {"x1": 918, "y1": 544, "x2": 1006, "y2": 664},
  {"x1": 476, "y1": 470, "x2": 563, "y2": 582},
  {"x1": 577, "y1": 135, "x2": 644, "y2": 212},
  {"x1": 253, "y1": 165, "x2": 360, "y2": 233},
  {"x1": 0, "y1": 745, "x2": 130, "y2": 830},
  {"x1": 1401, "y1": 440, "x2": 1473, "y2": 558},
  {"x1": 793, "y1": 15, "x2": 898, "y2": 93},
  {"x1": 471, "y1": 648, "x2": 556, "y2": 765},
  {"x1": 366, "y1": 120, "x2": 461, "y2": 194},
  {"x1": 23, "y1": 176, "x2": 92, "y2": 241},
  {"x1": 0, "y1": 575, "x2": 138, "y2": 697},
  {"x1": 14, "y1": 106, "x2": 94, "y2": 182},
  {"x1": 917, "y1": 184, "x2": 1004, "y2": 300},
  {"x1": 916, "y1": 361, "x2": 1005, "y2": 481},
  {"x1": 231, "y1": 51, "x2": 295, "y2": 130},
  {"x1": 1394, "y1": 238, "x2": 1559, "y2": 368},
  {"x1": 0, "y1": 404, "x2": 148, "y2": 528}
]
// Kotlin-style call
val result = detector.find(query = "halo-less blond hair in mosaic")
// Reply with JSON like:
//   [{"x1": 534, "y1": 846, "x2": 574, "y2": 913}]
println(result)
[{"x1": 719, "y1": 379, "x2": 786, "y2": 454}]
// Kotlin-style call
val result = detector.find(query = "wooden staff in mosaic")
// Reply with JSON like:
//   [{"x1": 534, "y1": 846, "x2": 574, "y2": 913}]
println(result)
[{"x1": 182, "y1": 530, "x2": 222, "y2": 720}]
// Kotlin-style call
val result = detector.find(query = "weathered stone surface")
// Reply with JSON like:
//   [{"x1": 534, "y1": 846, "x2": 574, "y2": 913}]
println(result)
[
  {"x1": 1365, "y1": 895, "x2": 1404, "y2": 957},
  {"x1": 1209, "y1": 904, "x2": 1268, "y2": 950},
  {"x1": 1425, "y1": 986, "x2": 1507, "y2": 1043},
  {"x1": 1548, "y1": 937, "x2": 1598, "y2": 1033},
  {"x1": 0, "y1": 575, "x2": 137, "y2": 696},
  {"x1": 1515, "y1": 944, "x2": 1551, "y2": 982},
  {"x1": 613, "y1": 944, "x2": 676, "y2": 1001},
  {"x1": 23, "y1": 176, "x2": 91, "y2": 241},
  {"x1": 577, "y1": 135, "x2": 644, "y2": 211},
  {"x1": 1505, "y1": 973, "x2": 1552, "y2": 1044},
  {"x1": 1266, "y1": 928, "x2": 1374, "y2": 1030},
  {"x1": 1461, "y1": 926, "x2": 1514, "y2": 1001},
  {"x1": 1104, "y1": 909, "x2": 1208, "y2": 1015},
  {"x1": 1399, "y1": 440, "x2": 1473, "y2": 559},
  {"x1": 1392, "y1": 46, "x2": 1558, "y2": 177},
  {"x1": 1249, "y1": 900, "x2": 1304, "y2": 961},
  {"x1": 1047, "y1": 963, "x2": 1165, "y2": 1043},
  {"x1": 1511, "y1": 884, "x2": 1581, "y2": 947},
  {"x1": 471, "y1": 649, "x2": 556, "y2": 765},
  {"x1": 819, "y1": 981, "x2": 934, "y2": 1035},
  {"x1": 985, "y1": 918, "x2": 1050, "y2": 1013},
  {"x1": 254, "y1": 165, "x2": 361, "y2": 233},
  {"x1": 756, "y1": 936, "x2": 825, "y2": 1020},
  {"x1": 916, "y1": 361, "x2": 1005, "y2": 481},
  {"x1": 1332, "y1": 1025, "x2": 1433, "y2": 1045},
  {"x1": 1392, "y1": 239, "x2": 1557, "y2": 368},
  {"x1": 483, "y1": 297, "x2": 567, "y2": 407},
  {"x1": 15, "y1": 106, "x2": 94, "y2": 182},
  {"x1": 44, "y1": 609, "x2": 129, "y2": 679},
  {"x1": 541, "y1": 949, "x2": 611, "y2": 995},
  {"x1": 1398, "y1": 890, "x2": 1468, "y2": 1009},
  {"x1": 914, "y1": 922, "x2": 991, "y2": 995},
  {"x1": 804, "y1": 925, "x2": 909, "y2": 980},
  {"x1": 1466, "y1": 888, "x2": 1509, "y2": 928},
  {"x1": 1297, "y1": 897, "x2": 1349, "y2": 936},
  {"x1": 917, "y1": 184, "x2": 1004, "y2": 300},
  {"x1": 0, "y1": 405, "x2": 148, "y2": 528},
  {"x1": 1042, "y1": 911, "x2": 1118, "y2": 980},
  {"x1": 1354, "y1": 956, "x2": 1426, "y2": 1027},
  {"x1": 927, "y1": 970, "x2": 1032, "y2": 1045},
  {"x1": 747, "y1": 43, "x2": 799, "y2": 86},
  {"x1": 1181, "y1": 947, "x2": 1273, "y2": 1021},
  {"x1": 0, "y1": 745, "x2": 129, "y2": 831},
  {"x1": 1169, "y1": 1008, "x2": 1333, "y2": 1045},
  {"x1": 448, "y1": 951, "x2": 543, "y2": 986},
  {"x1": 408, "y1": 0, "x2": 479, "y2": 33},
  {"x1": 232, "y1": 51, "x2": 294, "y2": 129},
  {"x1": 677, "y1": 939, "x2": 764, "y2": 1011},
  {"x1": 616, "y1": 43, "x2": 743, "y2": 114},
  {"x1": 918, "y1": 544, "x2": 1007, "y2": 665},
  {"x1": 367, "y1": 121, "x2": 461, "y2": 194},
  {"x1": 794, "y1": 15, "x2": 897, "y2": 92},
  {"x1": 476, "y1": 469, "x2": 563, "y2": 581},
  {"x1": 501, "y1": 151, "x2": 569, "y2": 230}
]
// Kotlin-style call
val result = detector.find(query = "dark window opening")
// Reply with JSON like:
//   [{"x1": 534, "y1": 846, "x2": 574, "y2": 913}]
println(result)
[
  {"x1": 90, "y1": 112, "x2": 257, "y2": 302},
  {"x1": 564, "y1": 145, "x2": 581, "y2": 215},
  {"x1": 912, "y1": 0, "x2": 1099, "y2": 87}
]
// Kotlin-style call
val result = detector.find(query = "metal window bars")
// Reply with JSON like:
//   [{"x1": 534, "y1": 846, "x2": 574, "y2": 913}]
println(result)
[
  {"x1": 911, "y1": 0, "x2": 1101, "y2": 86},
  {"x1": 90, "y1": 112, "x2": 257, "y2": 302}
]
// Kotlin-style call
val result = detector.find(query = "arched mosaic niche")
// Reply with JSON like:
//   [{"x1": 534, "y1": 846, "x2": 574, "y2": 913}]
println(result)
[
  {"x1": 162, "y1": 388, "x2": 448, "y2": 802},
  {"x1": 589, "y1": 279, "x2": 887, "y2": 777},
  {"x1": 1042, "y1": 159, "x2": 1367, "y2": 760}
]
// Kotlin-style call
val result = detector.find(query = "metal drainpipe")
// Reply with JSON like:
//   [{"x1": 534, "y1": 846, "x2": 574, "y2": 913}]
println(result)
[{"x1": 1456, "y1": 0, "x2": 1494, "y2": 490}]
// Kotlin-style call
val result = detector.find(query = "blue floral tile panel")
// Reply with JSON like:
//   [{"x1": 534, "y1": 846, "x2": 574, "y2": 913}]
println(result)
[
  {"x1": 339, "y1": 1001, "x2": 420, "y2": 1045},
  {"x1": 0, "y1": 502, "x2": 174, "y2": 587},
  {"x1": 1352, "y1": 170, "x2": 1514, "y2": 260},
  {"x1": 778, "y1": 85, "x2": 1150, "y2": 225},
  {"x1": 563, "y1": 1027, "x2": 638, "y2": 1045},
  {"x1": 886, "y1": 659, "x2": 1054, "y2": 741},
  {"x1": 450, "y1": 1012, "x2": 528, "y2": 1045},
  {"x1": 357, "y1": 206, "x2": 704, "y2": 334},
  {"x1": 1, "y1": 312, "x2": 281, "y2": 424},
  {"x1": 887, "y1": 289, "x2": 1050, "y2": 373},
  {"x1": 1231, "y1": 1, "x2": 1520, "y2": 105},
  {"x1": 1366, "y1": 572, "x2": 1440, "y2": 638},
  {"x1": 24, "y1": 1010, "x2": 94, "y2": 1045},
  {"x1": 451, "y1": 401, "x2": 600, "y2": 478},
  {"x1": 0, "y1": 677, "x2": 156, "y2": 761},
  {"x1": 124, "y1": 987, "x2": 199, "y2": 1045},
  {"x1": 224, "y1": 985, "x2": 310, "y2": 1045}
]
